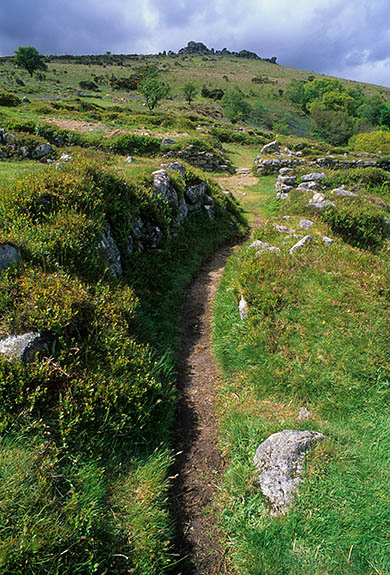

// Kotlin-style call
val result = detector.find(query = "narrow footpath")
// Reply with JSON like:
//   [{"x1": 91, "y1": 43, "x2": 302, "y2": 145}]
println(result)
[
  {"x1": 172, "y1": 243, "x2": 236, "y2": 575},
  {"x1": 171, "y1": 169, "x2": 264, "y2": 574}
]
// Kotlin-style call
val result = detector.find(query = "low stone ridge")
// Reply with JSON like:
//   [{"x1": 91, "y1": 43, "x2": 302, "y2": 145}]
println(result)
[
  {"x1": 261, "y1": 140, "x2": 280, "y2": 155},
  {"x1": 164, "y1": 145, "x2": 231, "y2": 172},
  {"x1": 0, "y1": 332, "x2": 48, "y2": 363},
  {"x1": 255, "y1": 154, "x2": 390, "y2": 175},
  {"x1": 0, "y1": 128, "x2": 54, "y2": 161},
  {"x1": 0, "y1": 244, "x2": 21, "y2": 271},
  {"x1": 253, "y1": 429, "x2": 324, "y2": 515}
]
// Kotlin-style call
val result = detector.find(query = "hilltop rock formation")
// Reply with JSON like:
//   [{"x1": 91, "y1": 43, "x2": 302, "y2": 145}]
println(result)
[{"x1": 176, "y1": 42, "x2": 277, "y2": 62}]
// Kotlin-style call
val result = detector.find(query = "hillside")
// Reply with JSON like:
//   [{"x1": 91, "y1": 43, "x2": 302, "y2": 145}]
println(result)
[{"x1": 0, "y1": 48, "x2": 389, "y2": 574}]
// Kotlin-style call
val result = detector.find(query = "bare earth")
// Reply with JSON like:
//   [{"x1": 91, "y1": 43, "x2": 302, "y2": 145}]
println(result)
[{"x1": 172, "y1": 244, "x2": 237, "y2": 575}]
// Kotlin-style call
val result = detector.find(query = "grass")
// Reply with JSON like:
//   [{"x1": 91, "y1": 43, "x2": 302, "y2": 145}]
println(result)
[
  {"x1": 212, "y1": 170, "x2": 390, "y2": 574},
  {"x1": 0, "y1": 153, "x2": 246, "y2": 574},
  {"x1": 0, "y1": 48, "x2": 389, "y2": 575}
]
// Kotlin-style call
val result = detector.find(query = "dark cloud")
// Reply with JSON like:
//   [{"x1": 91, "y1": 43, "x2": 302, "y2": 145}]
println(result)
[{"x1": 0, "y1": 0, "x2": 389, "y2": 85}]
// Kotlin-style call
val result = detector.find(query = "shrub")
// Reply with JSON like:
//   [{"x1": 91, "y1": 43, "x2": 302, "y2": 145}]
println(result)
[
  {"x1": 321, "y1": 199, "x2": 389, "y2": 248},
  {"x1": 108, "y1": 133, "x2": 161, "y2": 155},
  {"x1": 350, "y1": 130, "x2": 390, "y2": 154},
  {"x1": 0, "y1": 90, "x2": 20, "y2": 107}
]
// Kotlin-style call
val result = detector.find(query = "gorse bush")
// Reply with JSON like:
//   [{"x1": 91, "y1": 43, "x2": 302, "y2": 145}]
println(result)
[{"x1": 350, "y1": 130, "x2": 390, "y2": 153}]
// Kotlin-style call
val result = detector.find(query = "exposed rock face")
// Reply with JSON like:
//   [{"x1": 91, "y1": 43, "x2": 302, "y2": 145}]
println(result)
[
  {"x1": 253, "y1": 429, "x2": 324, "y2": 515},
  {"x1": 297, "y1": 181, "x2": 320, "y2": 192},
  {"x1": 161, "y1": 161, "x2": 186, "y2": 176},
  {"x1": 100, "y1": 225, "x2": 123, "y2": 278},
  {"x1": 152, "y1": 169, "x2": 179, "y2": 209},
  {"x1": 307, "y1": 194, "x2": 335, "y2": 211},
  {"x1": 0, "y1": 332, "x2": 48, "y2": 363},
  {"x1": 32, "y1": 143, "x2": 53, "y2": 159},
  {"x1": 331, "y1": 186, "x2": 357, "y2": 198},
  {"x1": 322, "y1": 236, "x2": 334, "y2": 245},
  {"x1": 178, "y1": 41, "x2": 210, "y2": 56},
  {"x1": 0, "y1": 244, "x2": 21, "y2": 271}
]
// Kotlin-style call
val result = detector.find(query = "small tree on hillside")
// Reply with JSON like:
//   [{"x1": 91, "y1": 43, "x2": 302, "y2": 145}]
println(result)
[
  {"x1": 221, "y1": 88, "x2": 251, "y2": 122},
  {"x1": 14, "y1": 46, "x2": 47, "y2": 77},
  {"x1": 182, "y1": 83, "x2": 197, "y2": 105},
  {"x1": 139, "y1": 76, "x2": 170, "y2": 110}
]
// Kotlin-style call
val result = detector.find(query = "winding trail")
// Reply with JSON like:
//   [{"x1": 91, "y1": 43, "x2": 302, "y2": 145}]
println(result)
[
  {"x1": 171, "y1": 170, "x2": 259, "y2": 574},
  {"x1": 171, "y1": 243, "x2": 236, "y2": 575}
]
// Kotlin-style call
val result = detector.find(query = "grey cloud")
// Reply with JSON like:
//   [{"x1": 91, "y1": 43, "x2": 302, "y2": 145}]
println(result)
[{"x1": 0, "y1": 0, "x2": 389, "y2": 85}]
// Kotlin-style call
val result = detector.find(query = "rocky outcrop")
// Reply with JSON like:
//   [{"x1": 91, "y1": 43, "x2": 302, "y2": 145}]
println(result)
[
  {"x1": 100, "y1": 225, "x2": 123, "y2": 278},
  {"x1": 254, "y1": 429, "x2": 324, "y2": 516},
  {"x1": 0, "y1": 332, "x2": 48, "y2": 363}
]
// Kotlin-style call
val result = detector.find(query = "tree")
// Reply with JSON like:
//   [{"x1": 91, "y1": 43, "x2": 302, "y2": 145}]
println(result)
[
  {"x1": 14, "y1": 46, "x2": 47, "y2": 77},
  {"x1": 138, "y1": 76, "x2": 170, "y2": 110},
  {"x1": 221, "y1": 88, "x2": 251, "y2": 122},
  {"x1": 182, "y1": 82, "x2": 197, "y2": 105}
]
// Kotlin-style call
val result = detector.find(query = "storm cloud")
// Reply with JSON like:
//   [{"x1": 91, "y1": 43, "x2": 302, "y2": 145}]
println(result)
[{"x1": 0, "y1": 0, "x2": 389, "y2": 85}]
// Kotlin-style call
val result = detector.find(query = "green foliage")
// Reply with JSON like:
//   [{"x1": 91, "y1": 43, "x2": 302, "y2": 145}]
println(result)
[
  {"x1": 213, "y1": 217, "x2": 390, "y2": 575},
  {"x1": 320, "y1": 199, "x2": 389, "y2": 248},
  {"x1": 0, "y1": 90, "x2": 20, "y2": 107},
  {"x1": 182, "y1": 82, "x2": 197, "y2": 104},
  {"x1": 221, "y1": 88, "x2": 252, "y2": 122},
  {"x1": 310, "y1": 102, "x2": 355, "y2": 145},
  {"x1": 138, "y1": 76, "x2": 170, "y2": 110},
  {"x1": 350, "y1": 130, "x2": 390, "y2": 153},
  {"x1": 108, "y1": 133, "x2": 161, "y2": 155},
  {"x1": 201, "y1": 85, "x2": 225, "y2": 100},
  {"x1": 14, "y1": 46, "x2": 47, "y2": 77}
]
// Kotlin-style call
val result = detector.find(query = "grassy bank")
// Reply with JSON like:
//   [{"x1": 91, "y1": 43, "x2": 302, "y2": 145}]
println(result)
[
  {"x1": 213, "y1": 170, "x2": 390, "y2": 574},
  {"x1": 0, "y1": 154, "x2": 246, "y2": 574}
]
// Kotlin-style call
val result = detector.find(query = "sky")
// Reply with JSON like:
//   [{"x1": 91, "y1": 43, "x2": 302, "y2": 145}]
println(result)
[{"x1": 1, "y1": 0, "x2": 389, "y2": 86}]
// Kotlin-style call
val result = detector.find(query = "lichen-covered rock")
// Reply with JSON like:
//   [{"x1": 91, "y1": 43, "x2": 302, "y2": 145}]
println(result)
[
  {"x1": 299, "y1": 219, "x2": 313, "y2": 230},
  {"x1": 249, "y1": 240, "x2": 269, "y2": 250},
  {"x1": 297, "y1": 181, "x2": 320, "y2": 192},
  {"x1": 274, "y1": 224, "x2": 295, "y2": 234},
  {"x1": 152, "y1": 169, "x2": 179, "y2": 209},
  {"x1": 0, "y1": 332, "x2": 48, "y2": 364},
  {"x1": 32, "y1": 143, "x2": 53, "y2": 159},
  {"x1": 161, "y1": 138, "x2": 176, "y2": 145},
  {"x1": 331, "y1": 186, "x2": 357, "y2": 198},
  {"x1": 253, "y1": 429, "x2": 324, "y2": 515},
  {"x1": 0, "y1": 244, "x2": 21, "y2": 271},
  {"x1": 289, "y1": 235, "x2": 312, "y2": 254},
  {"x1": 100, "y1": 225, "x2": 122, "y2": 277},
  {"x1": 322, "y1": 236, "x2": 334, "y2": 245},
  {"x1": 301, "y1": 172, "x2": 326, "y2": 182},
  {"x1": 261, "y1": 140, "x2": 280, "y2": 154},
  {"x1": 307, "y1": 193, "x2": 335, "y2": 211},
  {"x1": 185, "y1": 181, "x2": 208, "y2": 207}
]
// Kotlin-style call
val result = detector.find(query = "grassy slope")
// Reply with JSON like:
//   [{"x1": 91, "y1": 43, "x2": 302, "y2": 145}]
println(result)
[
  {"x1": 0, "y1": 51, "x2": 389, "y2": 574},
  {"x1": 212, "y1": 150, "x2": 390, "y2": 574}
]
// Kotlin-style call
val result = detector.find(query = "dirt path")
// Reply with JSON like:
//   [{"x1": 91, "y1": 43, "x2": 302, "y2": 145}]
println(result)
[{"x1": 171, "y1": 243, "x2": 237, "y2": 575}]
